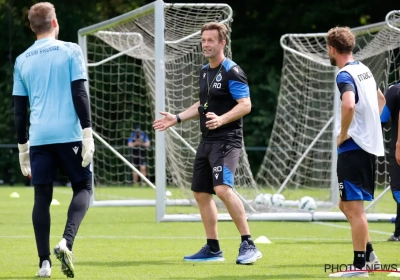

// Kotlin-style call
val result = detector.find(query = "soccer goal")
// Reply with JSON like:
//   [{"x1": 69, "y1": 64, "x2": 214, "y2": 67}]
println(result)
[
  {"x1": 78, "y1": 1, "x2": 258, "y2": 221},
  {"x1": 79, "y1": 3, "x2": 400, "y2": 222},
  {"x1": 255, "y1": 13, "x2": 400, "y2": 221}
]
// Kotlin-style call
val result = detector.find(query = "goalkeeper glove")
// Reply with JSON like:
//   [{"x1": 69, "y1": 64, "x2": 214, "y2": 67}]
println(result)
[
  {"x1": 18, "y1": 141, "x2": 31, "y2": 177},
  {"x1": 81, "y1": 127, "x2": 95, "y2": 167}
]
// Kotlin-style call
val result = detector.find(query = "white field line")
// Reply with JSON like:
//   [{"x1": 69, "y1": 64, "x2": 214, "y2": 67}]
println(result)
[{"x1": 314, "y1": 221, "x2": 393, "y2": 235}]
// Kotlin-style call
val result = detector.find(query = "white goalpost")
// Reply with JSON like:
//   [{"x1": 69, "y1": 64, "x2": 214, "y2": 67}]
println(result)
[
  {"x1": 79, "y1": 3, "x2": 400, "y2": 222},
  {"x1": 78, "y1": 1, "x2": 258, "y2": 222},
  {"x1": 386, "y1": 10, "x2": 400, "y2": 33}
]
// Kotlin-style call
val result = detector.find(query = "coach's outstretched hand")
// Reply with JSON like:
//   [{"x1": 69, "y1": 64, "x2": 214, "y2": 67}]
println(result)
[
  {"x1": 18, "y1": 141, "x2": 31, "y2": 177},
  {"x1": 82, "y1": 127, "x2": 95, "y2": 167},
  {"x1": 153, "y1": 112, "x2": 177, "y2": 132}
]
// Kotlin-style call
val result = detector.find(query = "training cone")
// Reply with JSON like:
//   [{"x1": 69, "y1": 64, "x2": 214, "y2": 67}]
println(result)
[
  {"x1": 9, "y1": 192, "x2": 20, "y2": 198},
  {"x1": 254, "y1": 236, "x2": 272, "y2": 244},
  {"x1": 51, "y1": 199, "x2": 60, "y2": 205}
]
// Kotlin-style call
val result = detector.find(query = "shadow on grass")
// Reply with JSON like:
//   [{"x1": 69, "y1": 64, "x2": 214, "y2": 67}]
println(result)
[
  {"x1": 268, "y1": 263, "x2": 326, "y2": 269},
  {"x1": 79, "y1": 261, "x2": 330, "y2": 269},
  {"x1": 79, "y1": 260, "x2": 184, "y2": 267},
  {"x1": 157, "y1": 274, "x2": 324, "y2": 279},
  {"x1": 275, "y1": 241, "x2": 353, "y2": 245},
  {"x1": 0, "y1": 277, "x2": 65, "y2": 280}
]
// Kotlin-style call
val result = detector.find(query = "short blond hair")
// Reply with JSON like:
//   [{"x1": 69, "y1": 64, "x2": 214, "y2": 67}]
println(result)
[
  {"x1": 326, "y1": 26, "x2": 355, "y2": 54},
  {"x1": 201, "y1": 22, "x2": 227, "y2": 42},
  {"x1": 28, "y1": 2, "x2": 56, "y2": 35}
]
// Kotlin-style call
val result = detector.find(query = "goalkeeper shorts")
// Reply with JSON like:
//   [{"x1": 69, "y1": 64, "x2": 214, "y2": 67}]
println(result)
[{"x1": 30, "y1": 142, "x2": 92, "y2": 185}]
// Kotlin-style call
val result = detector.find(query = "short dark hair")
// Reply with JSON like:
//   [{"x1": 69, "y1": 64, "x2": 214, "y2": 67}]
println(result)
[
  {"x1": 326, "y1": 26, "x2": 355, "y2": 54},
  {"x1": 28, "y1": 2, "x2": 56, "y2": 35},
  {"x1": 201, "y1": 22, "x2": 227, "y2": 42}
]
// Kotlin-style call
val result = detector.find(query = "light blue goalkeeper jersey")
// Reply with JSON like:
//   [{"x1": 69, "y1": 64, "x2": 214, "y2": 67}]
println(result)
[{"x1": 13, "y1": 38, "x2": 87, "y2": 146}]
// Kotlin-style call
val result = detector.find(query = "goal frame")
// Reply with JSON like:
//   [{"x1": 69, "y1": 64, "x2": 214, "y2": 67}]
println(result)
[
  {"x1": 277, "y1": 19, "x2": 398, "y2": 222},
  {"x1": 386, "y1": 10, "x2": 400, "y2": 33},
  {"x1": 78, "y1": 0, "x2": 237, "y2": 222}
]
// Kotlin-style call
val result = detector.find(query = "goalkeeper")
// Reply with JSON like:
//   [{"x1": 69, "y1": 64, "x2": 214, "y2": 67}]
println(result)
[
  {"x1": 13, "y1": 2, "x2": 94, "y2": 278},
  {"x1": 380, "y1": 61, "x2": 400, "y2": 242}
]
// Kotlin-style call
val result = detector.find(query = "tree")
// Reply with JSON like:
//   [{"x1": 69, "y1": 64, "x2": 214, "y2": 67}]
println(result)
[
  {"x1": 0, "y1": 0, "x2": 397, "y2": 182},
  {"x1": 0, "y1": 0, "x2": 146, "y2": 184}
]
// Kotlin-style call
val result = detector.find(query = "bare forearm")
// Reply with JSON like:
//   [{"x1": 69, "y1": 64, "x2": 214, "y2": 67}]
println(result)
[
  {"x1": 142, "y1": 141, "x2": 151, "y2": 148},
  {"x1": 377, "y1": 89, "x2": 385, "y2": 115},
  {"x1": 178, "y1": 101, "x2": 200, "y2": 122},
  {"x1": 220, "y1": 101, "x2": 251, "y2": 125},
  {"x1": 340, "y1": 105, "x2": 355, "y2": 136}
]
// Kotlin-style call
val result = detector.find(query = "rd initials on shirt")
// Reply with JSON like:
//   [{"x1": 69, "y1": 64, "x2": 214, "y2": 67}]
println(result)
[{"x1": 212, "y1": 82, "x2": 221, "y2": 89}]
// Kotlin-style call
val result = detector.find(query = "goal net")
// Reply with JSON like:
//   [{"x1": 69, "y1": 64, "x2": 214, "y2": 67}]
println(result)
[
  {"x1": 78, "y1": 1, "x2": 258, "y2": 218},
  {"x1": 80, "y1": 3, "x2": 400, "y2": 221},
  {"x1": 255, "y1": 16, "x2": 400, "y2": 220}
]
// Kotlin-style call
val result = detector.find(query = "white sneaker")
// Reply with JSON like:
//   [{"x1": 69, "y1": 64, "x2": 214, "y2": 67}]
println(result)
[
  {"x1": 329, "y1": 265, "x2": 369, "y2": 278},
  {"x1": 35, "y1": 260, "x2": 51, "y2": 278},
  {"x1": 54, "y1": 238, "x2": 75, "y2": 278},
  {"x1": 365, "y1": 251, "x2": 381, "y2": 271}
]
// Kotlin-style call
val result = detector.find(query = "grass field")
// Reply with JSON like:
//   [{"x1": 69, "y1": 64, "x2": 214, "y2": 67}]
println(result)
[{"x1": 0, "y1": 186, "x2": 399, "y2": 279}]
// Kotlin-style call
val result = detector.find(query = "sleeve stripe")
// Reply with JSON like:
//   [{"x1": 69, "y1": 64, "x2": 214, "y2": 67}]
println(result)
[
  {"x1": 228, "y1": 80, "x2": 249, "y2": 100},
  {"x1": 380, "y1": 104, "x2": 391, "y2": 123}
]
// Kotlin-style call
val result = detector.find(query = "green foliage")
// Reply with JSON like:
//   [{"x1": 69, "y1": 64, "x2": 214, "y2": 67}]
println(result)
[
  {"x1": 0, "y1": 0, "x2": 146, "y2": 183},
  {"x1": 0, "y1": 0, "x2": 398, "y2": 182}
]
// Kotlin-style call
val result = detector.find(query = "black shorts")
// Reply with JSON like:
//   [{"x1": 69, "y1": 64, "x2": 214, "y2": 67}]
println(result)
[
  {"x1": 132, "y1": 149, "x2": 146, "y2": 166},
  {"x1": 191, "y1": 142, "x2": 241, "y2": 194},
  {"x1": 337, "y1": 149, "x2": 375, "y2": 201},
  {"x1": 30, "y1": 142, "x2": 92, "y2": 185},
  {"x1": 389, "y1": 156, "x2": 400, "y2": 203}
]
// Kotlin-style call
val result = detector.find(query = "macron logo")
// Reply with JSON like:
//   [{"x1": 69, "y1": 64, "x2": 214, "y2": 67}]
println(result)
[
  {"x1": 72, "y1": 146, "x2": 79, "y2": 154},
  {"x1": 213, "y1": 166, "x2": 222, "y2": 180}
]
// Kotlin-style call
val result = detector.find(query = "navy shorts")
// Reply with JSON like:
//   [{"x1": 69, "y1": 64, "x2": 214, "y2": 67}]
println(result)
[
  {"x1": 191, "y1": 142, "x2": 241, "y2": 194},
  {"x1": 337, "y1": 149, "x2": 375, "y2": 201},
  {"x1": 389, "y1": 156, "x2": 400, "y2": 203},
  {"x1": 30, "y1": 142, "x2": 92, "y2": 185}
]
